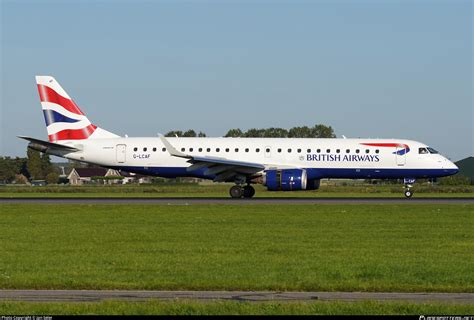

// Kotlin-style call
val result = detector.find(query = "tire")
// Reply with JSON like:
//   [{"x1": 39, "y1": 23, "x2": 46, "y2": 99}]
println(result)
[
  {"x1": 229, "y1": 185, "x2": 243, "y2": 198},
  {"x1": 243, "y1": 185, "x2": 256, "y2": 198},
  {"x1": 404, "y1": 190, "x2": 413, "y2": 198}
]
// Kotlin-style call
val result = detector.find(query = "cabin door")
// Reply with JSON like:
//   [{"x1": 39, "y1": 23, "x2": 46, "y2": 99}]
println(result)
[
  {"x1": 395, "y1": 146, "x2": 406, "y2": 166},
  {"x1": 116, "y1": 144, "x2": 126, "y2": 163}
]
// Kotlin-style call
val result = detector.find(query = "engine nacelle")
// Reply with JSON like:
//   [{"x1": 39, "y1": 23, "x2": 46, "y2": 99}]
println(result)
[{"x1": 264, "y1": 169, "x2": 307, "y2": 191}]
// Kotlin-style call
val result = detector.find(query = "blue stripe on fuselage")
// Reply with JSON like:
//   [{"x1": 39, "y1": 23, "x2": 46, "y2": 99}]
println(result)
[{"x1": 108, "y1": 166, "x2": 458, "y2": 180}]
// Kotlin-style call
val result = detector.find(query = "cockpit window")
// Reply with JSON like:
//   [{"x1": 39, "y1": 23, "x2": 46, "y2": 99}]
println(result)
[
  {"x1": 419, "y1": 147, "x2": 429, "y2": 154},
  {"x1": 427, "y1": 147, "x2": 439, "y2": 154}
]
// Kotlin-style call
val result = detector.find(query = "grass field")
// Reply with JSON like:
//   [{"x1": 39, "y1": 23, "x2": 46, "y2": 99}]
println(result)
[
  {"x1": 1, "y1": 203, "x2": 472, "y2": 292},
  {"x1": 0, "y1": 183, "x2": 473, "y2": 198},
  {"x1": 1, "y1": 300, "x2": 473, "y2": 315}
]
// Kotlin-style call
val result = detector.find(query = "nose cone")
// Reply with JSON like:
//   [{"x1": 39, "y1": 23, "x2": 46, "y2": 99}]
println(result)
[{"x1": 446, "y1": 161, "x2": 459, "y2": 175}]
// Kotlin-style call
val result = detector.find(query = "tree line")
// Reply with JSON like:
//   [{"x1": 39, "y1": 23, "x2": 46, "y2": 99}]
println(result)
[
  {"x1": 0, "y1": 150, "x2": 59, "y2": 184},
  {"x1": 166, "y1": 124, "x2": 336, "y2": 138}
]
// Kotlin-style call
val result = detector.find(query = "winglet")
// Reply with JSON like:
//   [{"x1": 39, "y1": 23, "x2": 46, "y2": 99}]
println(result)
[{"x1": 158, "y1": 134, "x2": 189, "y2": 158}]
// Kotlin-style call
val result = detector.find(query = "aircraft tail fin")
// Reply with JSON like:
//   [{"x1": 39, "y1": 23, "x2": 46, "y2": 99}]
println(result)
[{"x1": 35, "y1": 76, "x2": 119, "y2": 143}]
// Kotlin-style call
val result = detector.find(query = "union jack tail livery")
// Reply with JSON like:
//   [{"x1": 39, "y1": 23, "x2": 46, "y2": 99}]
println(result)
[{"x1": 36, "y1": 76, "x2": 118, "y2": 143}]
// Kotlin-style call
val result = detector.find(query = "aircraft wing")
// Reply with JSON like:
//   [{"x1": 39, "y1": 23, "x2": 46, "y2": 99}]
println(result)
[
  {"x1": 18, "y1": 136, "x2": 80, "y2": 151},
  {"x1": 159, "y1": 135, "x2": 265, "y2": 182}
]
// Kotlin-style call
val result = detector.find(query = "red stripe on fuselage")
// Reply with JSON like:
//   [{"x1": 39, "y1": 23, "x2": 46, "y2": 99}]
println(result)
[
  {"x1": 48, "y1": 124, "x2": 97, "y2": 142},
  {"x1": 361, "y1": 143, "x2": 408, "y2": 149},
  {"x1": 37, "y1": 84, "x2": 84, "y2": 115}
]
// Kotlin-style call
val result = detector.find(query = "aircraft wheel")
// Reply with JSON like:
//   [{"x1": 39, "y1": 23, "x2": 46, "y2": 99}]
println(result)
[
  {"x1": 229, "y1": 185, "x2": 243, "y2": 198},
  {"x1": 404, "y1": 189, "x2": 413, "y2": 198},
  {"x1": 243, "y1": 185, "x2": 256, "y2": 198}
]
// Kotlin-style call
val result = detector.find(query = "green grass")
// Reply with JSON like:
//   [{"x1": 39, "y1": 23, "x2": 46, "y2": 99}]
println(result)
[
  {"x1": 0, "y1": 204, "x2": 472, "y2": 292},
  {"x1": 1, "y1": 300, "x2": 472, "y2": 315},
  {"x1": 0, "y1": 183, "x2": 473, "y2": 198}
]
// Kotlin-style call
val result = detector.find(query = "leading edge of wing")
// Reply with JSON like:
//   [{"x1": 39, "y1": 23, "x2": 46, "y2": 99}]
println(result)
[{"x1": 159, "y1": 134, "x2": 265, "y2": 170}]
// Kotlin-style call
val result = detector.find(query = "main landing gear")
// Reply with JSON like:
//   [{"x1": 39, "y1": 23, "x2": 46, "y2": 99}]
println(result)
[{"x1": 229, "y1": 185, "x2": 255, "y2": 199}]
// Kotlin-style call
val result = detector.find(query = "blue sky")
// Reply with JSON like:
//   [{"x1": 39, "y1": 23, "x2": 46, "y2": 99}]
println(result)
[{"x1": 1, "y1": 0, "x2": 472, "y2": 161}]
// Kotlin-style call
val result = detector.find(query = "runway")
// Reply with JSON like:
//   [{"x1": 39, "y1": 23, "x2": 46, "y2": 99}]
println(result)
[
  {"x1": 0, "y1": 290, "x2": 472, "y2": 304},
  {"x1": 0, "y1": 197, "x2": 473, "y2": 205}
]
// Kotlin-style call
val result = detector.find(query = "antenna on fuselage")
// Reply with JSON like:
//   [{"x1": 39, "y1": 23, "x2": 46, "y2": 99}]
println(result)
[{"x1": 342, "y1": 135, "x2": 347, "y2": 139}]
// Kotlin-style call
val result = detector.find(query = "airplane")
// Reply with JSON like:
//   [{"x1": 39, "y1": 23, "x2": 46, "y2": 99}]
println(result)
[{"x1": 19, "y1": 76, "x2": 459, "y2": 198}]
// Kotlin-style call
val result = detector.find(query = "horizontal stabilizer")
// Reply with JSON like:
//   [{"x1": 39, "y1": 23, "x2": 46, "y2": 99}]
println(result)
[{"x1": 17, "y1": 136, "x2": 79, "y2": 151}]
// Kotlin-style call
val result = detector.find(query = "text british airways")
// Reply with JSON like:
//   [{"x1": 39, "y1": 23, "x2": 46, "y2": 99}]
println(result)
[{"x1": 306, "y1": 154, "x2": 380, "y2": 162}]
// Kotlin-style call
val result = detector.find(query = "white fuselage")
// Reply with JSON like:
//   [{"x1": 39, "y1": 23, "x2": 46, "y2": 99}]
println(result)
[{"x1": 53, "y1": 137, "x2": 458, "y2": 181}]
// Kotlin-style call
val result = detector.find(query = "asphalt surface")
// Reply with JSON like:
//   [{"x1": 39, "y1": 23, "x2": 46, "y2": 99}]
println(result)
[
  {"x1": 0, "y1": 197, "x2": 472, "y2": 204},
  {"x1": 0, "y1": 290, "x2": 472, "y2": 304}
]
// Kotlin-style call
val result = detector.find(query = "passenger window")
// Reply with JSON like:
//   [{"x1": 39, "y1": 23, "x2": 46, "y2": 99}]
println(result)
[
  {"x1": 317, "y1": 149, "x2": 321, "y2": 153},
  {"x1": 356, "y1": 149, "x2": 360, "y2": 154},
  {"x1": 181, "y1": 148, "x2": 185, "y2": 152},
  {"x1": 277, "y1": 148, "x2": 282, "y2": 153},
  {"x1": 365, "y1": 149, "x2": 369, "y2": 154},
  {"x1": 419, "y1": 148, "x2": 429, "y2": 154},
  {"x1": 162, "y1": 148, "x2": 166, "y2": 152},
  {"x1": 375, "y1": 150, "x2": 379, "y2": 154},
  {"x1": 152, "y1": 147, "x2": 157, "y2": 152},
  {"x1": 266, "y1": 148, "x2": 270, "y2": 153},
  {"x1": 307, "y1": 149, "x2": 311, "y2": 153},
  {"x1": 199, "y1": 148, "x2": 203, "y2": 152},
  {"x1": 235, "y1": 148, "x2": 239, "y2": 152},
  {"x1": 206, "y1": 148, "x2": 211, "y2": 152},
  {"x1": 245, "y1": 148, "x2": 249, "y2": 152},
  {"x1": 336, "y1": 149, "x2": 340, "y2": 153},
  {"x1": 256, "y1": 148, "x2": 260, "y2": 153},
  {"x1": 133, "y1": 147, "x2": 138, "y2": 151},
  {"x1": 297, "y1": 149, "x2": 301, "y2": 153},
  {"x1": 189, "y1": 148, "x2": 193, "y2": 152},
  {"x1": 225, "y1": 148, "x2": 229, "y2": 152},
  {"x1": 216, "y1": 148, "x2": 220, "y2": 152},
  {"x1": 326, "y1": 149, "x2": 330, "y2": 153},
  {"x1": 346, "y1": 149, "x2": 350, "y2": 153},
  {"x1": 288, "y1": 149, "x2": 292, "y2": 153},
  {"x1": 143, "y1": 147, "x2": 147, "y2": 152}
]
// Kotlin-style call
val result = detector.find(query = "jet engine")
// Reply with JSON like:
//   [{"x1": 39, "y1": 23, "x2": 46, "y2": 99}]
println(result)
[{"x1": 264, "y1": 169, "x2": 307, "y2": 191}]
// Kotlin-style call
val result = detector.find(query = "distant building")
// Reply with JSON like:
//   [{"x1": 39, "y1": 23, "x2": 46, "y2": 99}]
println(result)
[
  {"x1": 455, "y1": 156, "x2": 474, "y2": 184},
  {"x1": 67, "y1": 168, "x2": 152, "y2": 185},
  {"x1": 67, "y1": 168, "x2": 121, "y2": 185},
  {"x1": 31, "y1": 180, "x2": 47, "y2": 186}
]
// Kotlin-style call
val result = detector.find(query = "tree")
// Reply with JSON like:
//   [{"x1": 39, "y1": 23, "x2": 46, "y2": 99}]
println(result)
[
  {"x1": 40, "y1": 153, "x2": 54, "y2": 178},
  {"x1": 224, "y1": 129, "x2": 243, "y2": 137},
  {"x1": 165, "y1": 130, "x2": 206, "y2": 137},
  {"x1": 0, "y1": 157, "x2": 29, "y2": 183},
  {"x1": 165, "y1": 130, "x2": 183, "y2": 137},
  {"x1": 182, "y1": 130, "x2": 197, "y2": 137},
  {"x1": 263, "y1": 127, "x2": 288, "y2": 138},
  {"x1": 45, "y1": 172, "x2": 59, "y2": 184},
  {"x1": 0, "y1": 157, "x2": 20, "y2": 183},
  {"x1": 27, "y1": 149, "x2": 43, "y2": 180},
  {"x1": 288, "y1": 126, "x2": 312, "y2": 138},
  {"x1": 311, "y1": 124, "x2": 336, "y2": 138},
  {"x1": 244, "y1": 128, "x2": 267, "y2": 138}
]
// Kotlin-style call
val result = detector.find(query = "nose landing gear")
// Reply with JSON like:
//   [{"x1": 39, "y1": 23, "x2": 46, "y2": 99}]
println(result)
[
  {"x1": 403, "y1": 178, "x2": 415, "y2": 198},
  {"x1": 229, "y1": 184, "x2": 255, "y2": 198}
]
